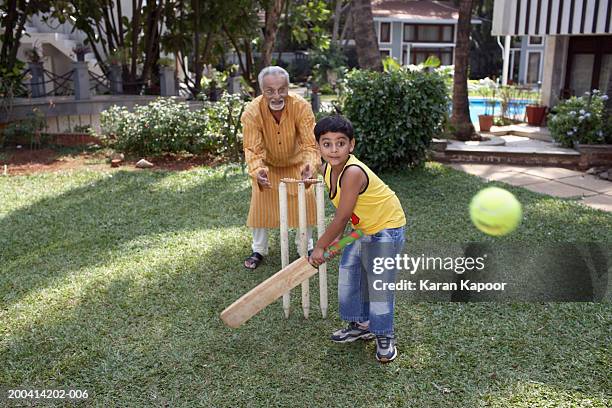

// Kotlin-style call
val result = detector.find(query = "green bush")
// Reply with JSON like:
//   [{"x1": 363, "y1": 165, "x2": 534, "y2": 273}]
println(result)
[
  {"x1": 341, "y1": 68, "x2": 449, "y2": 170},
  {"x1": 1, "y1": 108, "x2": 47, "y2": 148},
  {"x1": 548, "y1": 90, "x2": 610, "y2": 148},
  {"x1": 98, "y1": 95, "x2": 247, "y2": 161},
  {"x1": 204, "y1": 93, "x2": 246, "y2": 163},
  {"x1": 310, "y1": 44, "x2": 347, "y2": 88}
]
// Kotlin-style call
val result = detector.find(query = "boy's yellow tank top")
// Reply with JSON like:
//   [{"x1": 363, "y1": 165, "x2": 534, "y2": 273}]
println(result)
[{"x1": 323, "y1": 155, "x2": 406, "y2": 235}]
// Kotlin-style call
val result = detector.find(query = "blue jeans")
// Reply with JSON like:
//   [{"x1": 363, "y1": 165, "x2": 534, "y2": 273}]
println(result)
[{"x1": 337, "y1": 226, "x2": 405, "y2": 335}]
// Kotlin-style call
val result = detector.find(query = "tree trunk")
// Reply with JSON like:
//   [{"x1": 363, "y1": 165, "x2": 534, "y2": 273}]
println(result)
[
  {"x1": 261, "y1": 0, "x2": 284, "y2": 69},
  {"x1": 1, "y1": 0, "x2": 19, "y2": 71},
  {"x1": 451, "y1": 0, "x2": 476, "y2": 140},
  {"x1": 351, "y1": 0, "x2": 382, "y2": 71},
  {"x1": 331, "y1": 0, "x2": 343, "y2": 44},
  {"x1": 141, "y1": 0, "x2": 164, "y2": 86}
]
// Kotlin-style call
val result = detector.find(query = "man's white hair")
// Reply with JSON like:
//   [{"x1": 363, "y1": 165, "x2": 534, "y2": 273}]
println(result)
[{"x1": 258, "y1": 66, "x2": 290, "y2": 90}]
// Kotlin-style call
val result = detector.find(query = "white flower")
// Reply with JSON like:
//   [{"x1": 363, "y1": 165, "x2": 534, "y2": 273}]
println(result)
[
  {"x1": 602, "y1": 95, "x2": 609, "y2": 101},
  {"x1": 579, "y1": 116, "x2": 584, "y2": 121},
  {"x1": 592, "y1": 89, "x2": 600, "y2": 94},
  {"x1": 567, "y1": 131, "x2": 574, "y2": 136},
  {"x1": 573, "y1": 127, "x2": 578, "y2": 132},
  {"x1": 569, "y1": 111, "x2": 576, "y2": 115},
  {"x1": 584, "y1": 91, "x2": 591, "y2": 96},
  {"x1": 579, "y1": 109, "x2": 585, "y2": 115},
  {"x1": 585, "y1": 113, "x2": 591, "y2": 118},
  {"x1": 598, "y1": 130, "x2": 603, "y2": 136}
]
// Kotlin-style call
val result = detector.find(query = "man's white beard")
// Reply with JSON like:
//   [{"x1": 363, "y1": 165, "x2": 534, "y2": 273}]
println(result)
[{"x1": 269, "y1": 100, "x2": 285, "y2": 111}]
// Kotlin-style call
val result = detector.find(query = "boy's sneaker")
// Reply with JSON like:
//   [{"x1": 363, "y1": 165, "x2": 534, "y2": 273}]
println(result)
[
  {"x1": 330, "y1": 322, "x2": 375, "y2": 343},
  {"x1": 375, "y1": 335, "x2": 397, "y2": 363}
]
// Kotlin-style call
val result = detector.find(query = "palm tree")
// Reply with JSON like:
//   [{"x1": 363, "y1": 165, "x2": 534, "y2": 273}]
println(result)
[
  {"x1": 351, "y1": 0, "x2": 383, "y2": 71},
  {"x1": 451, "y1": 0, "x2": 476, "y2": 140}
]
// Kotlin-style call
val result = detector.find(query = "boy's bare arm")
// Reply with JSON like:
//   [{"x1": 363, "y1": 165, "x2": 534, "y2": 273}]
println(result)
[{"x1": 314, "y1": 166, "x2": 366, "y2": 250}]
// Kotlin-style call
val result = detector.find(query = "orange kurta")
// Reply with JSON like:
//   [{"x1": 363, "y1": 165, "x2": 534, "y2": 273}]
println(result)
[{"x1": 242, "y1": 93, "x2": 320, "y2": 228}]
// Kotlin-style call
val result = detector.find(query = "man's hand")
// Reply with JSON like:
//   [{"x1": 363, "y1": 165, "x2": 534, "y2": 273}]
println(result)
[
  {"x1": 308, "y1": 246, "x2": 326, "y2": 267},
  {"x1": 256, "y1": 168, "x2": 272, "y2": 189},
  {"x1": 301, "y1": 163, "x2": 314, "y2": 189}
]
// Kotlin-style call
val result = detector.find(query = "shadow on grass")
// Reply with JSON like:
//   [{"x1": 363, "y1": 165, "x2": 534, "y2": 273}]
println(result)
[
  {"x1": 1, "y1": 240, "x2": 609, "y2": 406},
  {"x1": 1, "y1": 163, "x2": 611, "y2": 406},
  {"x1": 0, "y1": 168, "x2": 251, "y2": 308}
]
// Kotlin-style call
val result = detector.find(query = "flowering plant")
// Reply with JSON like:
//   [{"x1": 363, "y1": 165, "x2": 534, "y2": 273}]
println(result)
[{"x1": 548, "y1": 90, "x2": 610, "y2": 148}]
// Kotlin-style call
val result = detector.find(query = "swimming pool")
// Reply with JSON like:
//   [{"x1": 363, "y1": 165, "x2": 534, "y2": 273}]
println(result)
[{"x1": 468, "y1": 98, "x2": 532, "y2": 124}]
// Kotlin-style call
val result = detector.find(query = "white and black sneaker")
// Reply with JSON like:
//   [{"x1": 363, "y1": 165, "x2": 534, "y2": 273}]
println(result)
[
  {"x1": 330, "y1": 322, "x2": 376, "y2": 343},
  {"x1": 375, "y1": 335, "x2": 397, "y2": 363}
]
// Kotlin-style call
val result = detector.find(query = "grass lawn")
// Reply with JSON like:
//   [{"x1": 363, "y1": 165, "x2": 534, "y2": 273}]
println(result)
[{"x1": 1, "y1": 162, "x2": 610, "y2": 407}]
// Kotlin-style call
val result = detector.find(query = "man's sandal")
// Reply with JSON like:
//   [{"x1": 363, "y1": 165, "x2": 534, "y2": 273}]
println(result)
[{"x1": 244, "y1": 252, "x2": 264, "y2": 270}]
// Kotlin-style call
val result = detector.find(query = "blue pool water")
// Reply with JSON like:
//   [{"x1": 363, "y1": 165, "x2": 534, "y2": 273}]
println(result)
[{"x1": 468, "y1": 98, "x2": 531, "y2": 124}]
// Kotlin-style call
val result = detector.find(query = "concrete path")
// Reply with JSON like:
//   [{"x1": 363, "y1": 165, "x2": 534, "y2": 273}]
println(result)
[{"x1": 447, "y1": 163, "x2": 612, "y2": 212}]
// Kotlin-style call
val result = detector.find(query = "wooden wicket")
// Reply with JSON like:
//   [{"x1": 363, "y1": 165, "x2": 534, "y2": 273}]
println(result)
[{"x1": 279, "y1": 178, "x2": 327, "y2": 319}]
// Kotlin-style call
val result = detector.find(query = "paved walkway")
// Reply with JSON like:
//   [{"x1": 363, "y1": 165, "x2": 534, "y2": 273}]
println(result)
[{"x1": 447, "y1": 163, "x2": 612, "y2": 212}]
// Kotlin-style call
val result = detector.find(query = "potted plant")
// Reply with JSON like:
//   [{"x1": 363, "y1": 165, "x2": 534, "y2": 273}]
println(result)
[
  {"x1": 478, "y1": 85, "x2": 496, "y2": 132},
  {"x1": 525, "y1": 87, "x2": 547, "y2": 126},
  {"x1": 526, "y1": 103, "x2": 547, "y2": 126}
]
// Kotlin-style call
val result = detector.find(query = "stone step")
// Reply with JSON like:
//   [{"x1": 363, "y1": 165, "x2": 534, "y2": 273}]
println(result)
[
  {"x1": 436, "y1": 143, "x2": 581, "y2": 168},
  {"x1": 487, "y1": 124, "x2": 553, "y2": 142},
  {"x1": 445, "y1": 144, "x2": 579, "y2": 155}
]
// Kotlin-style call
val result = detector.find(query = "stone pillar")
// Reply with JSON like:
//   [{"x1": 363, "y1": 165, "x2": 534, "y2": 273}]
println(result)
[
  {"x1": 311, "y1": 87, "x2": 320, "y2": 113},
  {"x1": 541, "y1": 36, "x2": 569, "y2": 108},
  {"x1": 227, "y1": 75, "x2": 241, "y2": 94},
  {"x1": 109, "y1": 64, "x2": 123, "y2": 94},
  {"x1": 159, "y1": 67, "x2": 177, "y2": 96},
  {"x1": 72, "y1": 61, "x2": 91, "y2": 100},
  {"x1": 28, "y1": 62, "x2": 45, "y2": 97}
]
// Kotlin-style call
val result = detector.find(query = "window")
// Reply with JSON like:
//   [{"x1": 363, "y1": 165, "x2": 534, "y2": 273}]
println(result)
[
  {"x1": 510, "y1": 50, "x2": 521, "y2": 81},
  {"x1": 403, "y1": 24, "x2": 454, "y2": 43},
  {"x1": 511, "y1": 36, "x2": 522, "y2": 48},
  {"x1": 526, "y1": 52, "x2": 542, "y2": 84},
  {"x1": 410, "y1": 48, "x2": 453, "y2": 65},
  {"x1": 529, "y1": 36, "x2": 543, "y2": 45},
  {"x1": 442, "y1": 26, "x2": 453, "y2": 42},
  {"x1": 380, "y1": 22, "x2": 391, "y2": 43},
  {"x1": 403, "y1": 25, "x2": 416, "y2": 41},
  {"x1": 418, "y1": 25, "x2": 439, "y2": 42},
  {"x1": 599, "y1": 55, "x2": 612, "y2": 93},
  {"x1": 380, "y1": 49, "x2": 391, "y2": 59}
]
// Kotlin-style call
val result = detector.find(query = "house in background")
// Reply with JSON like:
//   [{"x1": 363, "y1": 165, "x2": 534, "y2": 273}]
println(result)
[
  {"x1": 493, "y1": 0, "x2": 612, "y2": 106},
  {"x1": 371, "y1": 0, "x2": 481, "y2": 66},
  {"x1": 505, "y1": 35, "x2": 546, "y2": 85}
]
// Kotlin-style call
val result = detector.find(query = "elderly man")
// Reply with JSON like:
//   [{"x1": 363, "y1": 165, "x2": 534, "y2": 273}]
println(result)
[{"x1": 242, "y1": 66, "x2": 320, "y2": 269}]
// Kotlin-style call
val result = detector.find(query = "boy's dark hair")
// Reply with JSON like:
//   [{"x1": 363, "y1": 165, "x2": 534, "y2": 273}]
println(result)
[{"x1": 314, "y1": 115, "x2": 354, "y2": 142}]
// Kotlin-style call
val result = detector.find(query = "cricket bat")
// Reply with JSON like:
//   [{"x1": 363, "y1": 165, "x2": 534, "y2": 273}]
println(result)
[{"x1": 220, "y1": 230, "x2": 364, "y2": 328}]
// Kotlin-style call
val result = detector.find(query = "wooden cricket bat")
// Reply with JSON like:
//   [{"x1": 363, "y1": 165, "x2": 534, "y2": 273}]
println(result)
[{"x1": 220, "y1": 230, "x2": 364, "y2": 328}]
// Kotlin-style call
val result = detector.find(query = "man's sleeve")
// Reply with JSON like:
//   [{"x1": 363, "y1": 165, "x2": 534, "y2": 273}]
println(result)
[
  {"x1": 296, "y1": 102, "x2": 321, "y2": 175},
  {"x1": 241, "y1": 108, "x2": 268, "y2": 179}
]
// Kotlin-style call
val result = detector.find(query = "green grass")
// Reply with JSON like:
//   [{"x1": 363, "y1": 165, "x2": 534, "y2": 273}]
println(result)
[{"x1": 1, "y1": 163, "x2": 610, "y2": 407}]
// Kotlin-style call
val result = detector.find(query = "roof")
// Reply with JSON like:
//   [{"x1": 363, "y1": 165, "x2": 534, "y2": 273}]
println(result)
[{"x1": 372, "y1": 0, "x2": 468, "y2": 22}]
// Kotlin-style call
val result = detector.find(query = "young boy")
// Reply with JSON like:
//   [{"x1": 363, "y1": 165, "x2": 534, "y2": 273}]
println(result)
[{"x1": 308, "y1": 115, "x2": 406, "y2": 363}]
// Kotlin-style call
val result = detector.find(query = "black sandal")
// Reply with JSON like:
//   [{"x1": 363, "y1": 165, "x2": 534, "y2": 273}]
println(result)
[{"x1": 244, "y1": 252, "x2": 264, "y2": 270}]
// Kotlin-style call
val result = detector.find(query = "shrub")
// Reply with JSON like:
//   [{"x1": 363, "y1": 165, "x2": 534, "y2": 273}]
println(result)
[
  {"x1": 99, "y1": 98, "x2": 205, "y2": 155},
  {"x1": 98, "y1": 95, "x2": 247, "y2": 161},
  {"x1": 310, "y1": 44, "x2": 347, "y2": 88},
  {"x1": 341, "y1": 68, "x2": 449, "y2": 171},
  {"x1": 204, "y1": 93, "x2": 246, "y2": 163},
  {"x1": 548, "y1": 90, "x2": 610, "y2": 148},
  {"x1": 1, "y1": 108, "x2": 47, "y2": 148}
]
